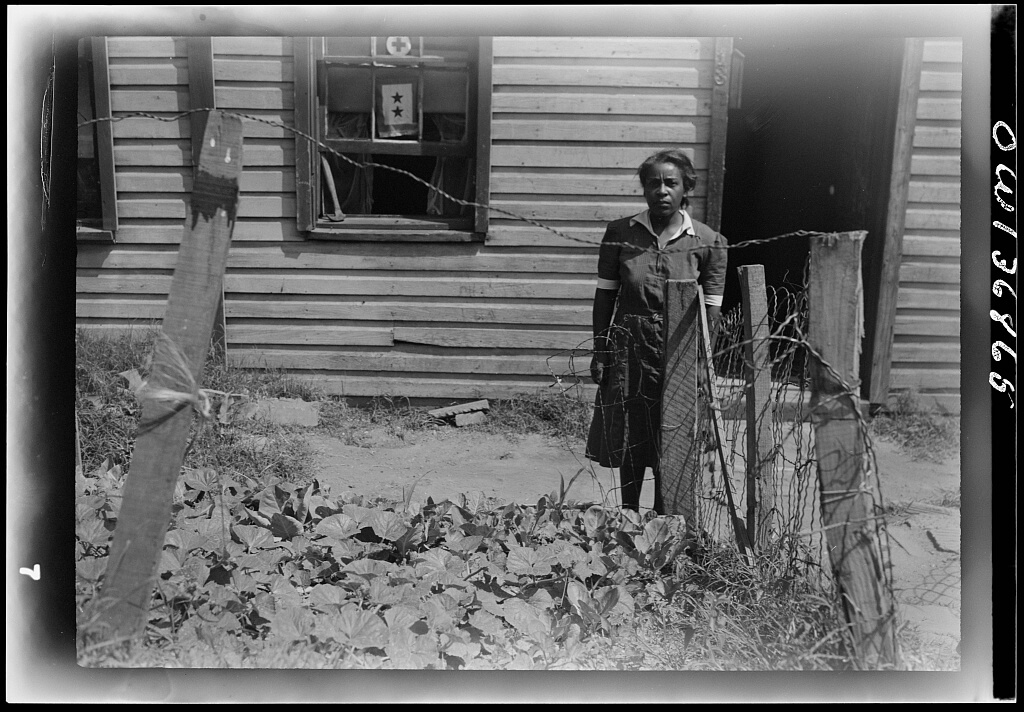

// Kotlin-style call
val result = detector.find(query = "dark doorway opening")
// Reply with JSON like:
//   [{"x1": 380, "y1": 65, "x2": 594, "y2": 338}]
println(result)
[{"x1": 719, "y1": 36, "x2": 905, "y2": 390}]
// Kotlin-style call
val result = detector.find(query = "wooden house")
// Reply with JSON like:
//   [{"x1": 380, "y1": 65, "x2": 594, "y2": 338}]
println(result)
[{"x1": 74, "y1": 34, "x2": 962, "y2": 412}]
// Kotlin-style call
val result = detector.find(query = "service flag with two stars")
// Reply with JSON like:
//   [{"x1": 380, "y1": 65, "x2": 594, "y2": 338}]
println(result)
[{"x1": 378, "y1": 83, "x2": 417, "y2": 138}]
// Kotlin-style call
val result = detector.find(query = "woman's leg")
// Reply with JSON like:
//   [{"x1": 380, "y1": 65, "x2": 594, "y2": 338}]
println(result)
[{"x1": 619, "y1": 460, "x2": 646, "y2": 512}]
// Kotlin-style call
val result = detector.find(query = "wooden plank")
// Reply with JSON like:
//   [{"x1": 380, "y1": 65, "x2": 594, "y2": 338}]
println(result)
[
  {"x1": 108, "y1": 61, "x2": 189, "y2": 86},
  {"x1": 111, "y1": 112, "x2": 294, "y2": 140},
  {"x1": 898, "y1": 263, "x2": 960, "y2": 284},
  {"x1": 891, "y1": 342, "x2": 960, "y2": 363},
  {"x1": 212, "y1": 37, "x2": 293, "y2": 56},
  {"x1": 490, "y1": 171, "x2": 708, "y2": 197},
  {"x1": 214, "y1": 59, "x2": 294, "y2": 82},
  {"x1": 706, "y1": 36, "x2": 732, "y2": 232},
  {"x1": 215, "y1": 86, "x2": 294, "y2": 110},
  {"x1": 95, "y1": 112, "x2": 243, "y2": 641},
  {"x1": 910, "y1": 154, "x2": 960, "y2": 176},
  {"x1": 312, "y1": 374, "x2": 588, "y2": 400},
  {"x1": 223, "y1": 275, "x2": 597, "y2": 300},
  {"x1": 904, "y1": 208, "x2": 960, "y2": 231},
  {"x1": 868, "y1": 38, "x2": 921, "y2": 406},
  {"x1": 886, "y1": 391, "x2": 960, "y2": 414},
  {"x1": 901, "y1": 235, "x2": 961, "y2": 258},
  {"x1": 227, "y1": 349, "x2": 578, "y2": 376},
  {"x1": 492, "y1": 91, "x2": 709, "y2": 116},
  {"x1": 660, "y1": 280, "x2": 701, "y2": 526},
  {"x1": 117, "y1": 196, "x2": 295, "y2": 219},
  {"x1": 107, "y1": 37, "x2": 188, "y2": 58},
  {"x1": 187, "y1": 36, "x2": 216, "y2": 176},
  {"x1": 116, "y1": 169, "x2": 296, "y2": 193},
  {"x1": 223, "y1": 299, "x2": 591, "y2": 326},
  {"x1": 78, "y1": 245, "x2": 597, "y2": 273},
  {"x1": 492, "y1": 118, "x2": 708, "y2": 144},
  {"x1": 115, "y1": 143, "x2": 293, "y2": 167},
  {"x1": 492, "y1": 65, "x2": 705, "y2": 89},
  {"x1": 738, "y1": 265, "x2": 776, "y2": 548},
  {"x1": 492, "y1": 37, "x2": 709, "y2": 61},
  {"x1": 915, "y1": 98, "x2": 961, "y2": 121},
  {"x1": 228, "y1": 325, "x2": 394, "y2": 346},
  {"x1": 907, "y1": 180, "x2": 960, "y2": 203},
  {"x1": 912, "y1": 126, "x2": 961, "y2": 149},
  {"x1": 474, "y1": 36, "x2": 493, "y2": 235},
  {"x1": 889, "y1": 368, "x2": 960, "y2": 389},
  {"x1": 485, "y1": 226, "x2": 604, "y2": 248},
  {"x1": 918, "y1": 71, "x2": 962, "y2": 91},
  {"x1": 896, "y1": 288, "x2": 960, "y2": 311},
  {"x1": 293, "y1": 36, "x2": 316, "y2": 232},
  {"x1": 490, "y1": 199, "x2": 705, "y2": 223},
  {"x1": 111, "y1": 89, "x2": 190, "y2": 112},
  {"x1": 893, "y1": 315, "x2": 960, "y2": 337},
  {"x1": 394, "y1": 327, "x2": 589, "y2": 350},
  {"x1": 922, "y1": 40, "x2": 962, "y2": 63},
  {"x1": 808, "y1": 231, "x2": 897, "y2": 667},
  {"x1": 92, "y1": 38, "x2": 119, "y2": 233},
  {"x1": 492, "y1": 145, "x2": 708, "y2": 171},
  {"x1": 105, "y1": 220, "x2": 303, "y2": 244},
  {"x1": 77, "y1": 298, "x2": 167, "y2": 319}
]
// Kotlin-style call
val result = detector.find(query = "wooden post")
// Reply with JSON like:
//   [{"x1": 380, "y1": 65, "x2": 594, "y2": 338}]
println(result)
[
  {"x1": 706, "y1": 36, "x2": 733, "y2": 231},
  {"x1": 738, "y1": 265, "x2": 776, "y2": 549},
  {"x1": 660, "y1": 280, "x2": 701, "y2": 528},
  {"x1": 94, "y1": 113, "x2": 243, "y2": 640},
  {"x1": 808, "y1": 232, "x2": 898, "y2": 668}
]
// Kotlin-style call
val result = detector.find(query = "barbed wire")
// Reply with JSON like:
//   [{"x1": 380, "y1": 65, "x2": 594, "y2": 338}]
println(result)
[{"x1": 77, "y1": 108, "x2": 825, "y2": 253}]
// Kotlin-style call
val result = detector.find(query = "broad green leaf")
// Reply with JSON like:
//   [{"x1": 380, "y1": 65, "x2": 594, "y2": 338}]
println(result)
[
  {"x1": 384, "y1": 605, "x2": 422, "y2": 631},
  {"x1": 118, "y1": 368, "x2": 145, "y2": 394},
  {"x1": 231, "y1": 569, "x2": 259, "y2": 594},
  {"x1": 184, "y1": 467, "x2": 219, "y2": 492},
  {"x1": 323, "y1": 604, "x2": 388, "y2": 649},
  {"x1": 269, "y1": 608, "x2": 314, "y2": 641},
  {"x1": 76, "y1": 556, "x2": 106, "y2": 582},
  {"x1": 343, "y1": 558, "x2": 396, "y2": 579},
  {"x1": 370, "y1": 510, "x2": 408, "y2": 542},
  {"x1": 467, "y1": 609, "x2": 506, "y2": 638},
  {"x1": 270, "y1": 575, "x2": 303, "y2": 607},
  {"x1": 180, "y1": 556, "x2": 210, "y2": 585},
  {"x1": 290, "y1": 485, "x2": 311, "y2": 523},
  {"x1": 499, "y1": 598, "x2": 551, "y2": 639},
  {"x1": 308, "y1": 583, "x2": 349, "y2": 611},
  {"x1": 164, "y1": 528, "x2": 209, "y2": 553},
  {"x1": 315, "y1": 513, "x2": 358, "y2": 540},
  {"x1": 505, "y1": 546, "x2": 552, "y2": 577},
  {"x1": 258, "y1": 484, "x2": 291, "y2": 518},
  {"x1": 243, "y1": 505, "x2": 272, "y2": 527},
  {"x1": 159, "y1": 547, "x2": 185, "y2": 574},
  {"x1": 421, "y1": 596, "x2": 457, "y2": 633},
  {"x1": 594, "y1": 586, "x2": 620, "y2": 617},
  {"x1": 634, "y1": 516, "x2": 675, "y2": 555},
  {"x1": 76, "y1": 518, "x2": 110, "y2": 547},
  {"x1": 342, "y1": 504, "x2": 375, "y2": 528},
  {"x1": 413, "y1": 549, "x2": 464, "y2": 586},
  {"x1": 445, "y1": 534, "x2": 483, "y2": 554},
  {"x1": 232, "y1": 524, "x2": 274, "y2": 551},
  {"x1": 328, "y1": 537, "x2": 366, "y2": 561},
  {"x1": 271, "y1": 513, "x2": 302, "y2": 540},
  {"x1": 565, "y1": 581, "x2": 588, "y2": 611},
  {"x1": 368, "y1": 578, "x2": 413, "y2": 606},
  {"x1": 583, "y1": 506, "x2": 607, "y2": 538}
]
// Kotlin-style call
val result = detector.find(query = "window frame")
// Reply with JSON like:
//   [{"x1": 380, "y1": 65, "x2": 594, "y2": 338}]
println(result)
[
  {"x1": 294, "y1": 36, "x2": 492, "y2": 242},
  {"x1": 76, "y1": 36, "x2": 118, "y2": 242}
]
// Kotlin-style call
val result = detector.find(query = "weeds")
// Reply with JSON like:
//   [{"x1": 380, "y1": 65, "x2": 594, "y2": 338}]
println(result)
[{"x1": 870, "y1": 391, "x2": 960, "y2": 464}]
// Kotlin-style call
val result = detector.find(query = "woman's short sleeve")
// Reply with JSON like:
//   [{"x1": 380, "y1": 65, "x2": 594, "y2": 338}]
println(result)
[
  {"x1": 699, "y1": 230, "x2": 728, "y2": 306},
  {"x1": 596, "y1": 224, "x2": 622, "y2": 289}
]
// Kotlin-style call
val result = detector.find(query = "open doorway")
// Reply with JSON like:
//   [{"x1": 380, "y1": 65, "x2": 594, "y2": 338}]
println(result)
[{"x1": 719, "y1": 35, "x2": 905, "y2": 389}]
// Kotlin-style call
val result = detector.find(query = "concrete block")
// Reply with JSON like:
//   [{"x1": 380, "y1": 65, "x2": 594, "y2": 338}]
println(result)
[
  {"x1": 237, "y1": 398, "x2": 320, "y2": 427},
  {"x1": 455, "y1": 411, "x2": 487, "y2": 427}
]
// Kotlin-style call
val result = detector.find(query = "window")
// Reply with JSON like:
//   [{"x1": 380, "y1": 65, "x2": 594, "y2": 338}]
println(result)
[
  {"x1": 77, "y1": 36, "x2": 117, "y2": 240},
  {"x1": 295, "y1": 36, "x2": 492, "y2": 239}
]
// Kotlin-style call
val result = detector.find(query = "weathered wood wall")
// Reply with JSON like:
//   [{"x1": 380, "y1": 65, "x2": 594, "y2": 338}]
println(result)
[
  {"x1": 77, "y1": 36, "x2": 718, "y2": 401},
  {"x1": 890, "y1": 38, "x2": 962, "y2": 413}
]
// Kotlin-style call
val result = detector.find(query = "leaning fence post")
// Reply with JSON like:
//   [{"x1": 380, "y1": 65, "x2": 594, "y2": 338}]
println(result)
[
  {"x1": 738, "y1": 265, "x2": 776, "y2": 549},
  {"x1": 661, "y1": 279, "x2": 701, "y2": 530},
  {"x1": 808, "y1": 231, "x2": 898, "y2": 667},
  {"x1": 94, "y1": 112, "x2": 243, "y2": 641}
]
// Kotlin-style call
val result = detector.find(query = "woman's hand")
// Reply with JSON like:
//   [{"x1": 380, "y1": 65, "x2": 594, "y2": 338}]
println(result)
[{"x1": 590, "y1": 339, "x2": 612, "y2": 385}]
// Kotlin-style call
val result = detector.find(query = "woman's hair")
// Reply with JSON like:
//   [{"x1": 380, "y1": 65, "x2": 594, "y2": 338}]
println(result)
[{"x1": 637, "y1": 149, "x2": 699, "y2": 205}]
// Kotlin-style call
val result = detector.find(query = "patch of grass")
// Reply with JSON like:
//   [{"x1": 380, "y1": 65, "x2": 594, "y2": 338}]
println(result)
[
  {"x1": 76, "y1": 328, "x2": 317, "y2": 484},
  {"x1": 870, "y1": 391, "x2": 960, "y2": 464},
  {"x1": 484, "y1": 392, "x2": 592, "y2": 443}
]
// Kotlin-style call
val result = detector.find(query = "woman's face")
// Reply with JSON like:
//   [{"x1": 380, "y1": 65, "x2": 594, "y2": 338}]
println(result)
[{"x1": 642, "y1": 162, "x2": 686, "y2": 219}]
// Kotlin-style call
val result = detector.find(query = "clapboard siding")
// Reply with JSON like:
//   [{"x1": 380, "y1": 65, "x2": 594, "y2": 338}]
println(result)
[
  {"x1": 890, "y1": 38, "x2": 962, "y2": 412},
  {"x1": 78, "y1": 36, "x2": 736, "y2": 401}
]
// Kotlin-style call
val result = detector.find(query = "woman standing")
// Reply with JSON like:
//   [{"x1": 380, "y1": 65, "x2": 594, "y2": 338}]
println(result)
[{"x1": 586, "y1": 148, "x2": 727, "y2": 514}]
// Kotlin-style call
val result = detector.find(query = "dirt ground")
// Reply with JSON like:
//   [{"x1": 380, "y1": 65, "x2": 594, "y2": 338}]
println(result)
[{"x1": 305, "y1": 420, "x2": 961, "y2": 663}]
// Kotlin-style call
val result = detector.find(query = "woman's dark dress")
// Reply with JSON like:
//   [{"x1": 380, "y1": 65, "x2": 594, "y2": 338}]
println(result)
[{"x1": 585, "y1": 211, "x2": 728, "y2": 470}]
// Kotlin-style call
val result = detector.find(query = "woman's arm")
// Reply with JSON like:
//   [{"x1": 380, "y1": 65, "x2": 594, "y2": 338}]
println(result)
[{"x1": 590, "y1": 288, "x2": 618, "y2": 384}]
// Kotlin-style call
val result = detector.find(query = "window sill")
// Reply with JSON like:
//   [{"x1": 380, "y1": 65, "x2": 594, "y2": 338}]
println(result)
[
  {"x1": 308, "y1": 228, "x2": 483, "y2": 243},
  {"x1": 76, "y1": 227, "x2": 115, "y2": 243}
]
